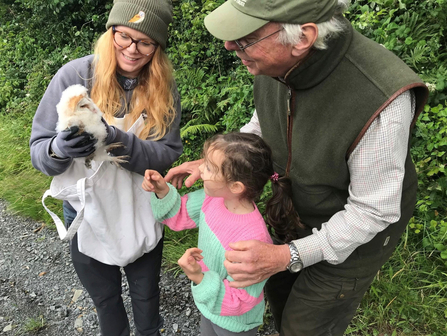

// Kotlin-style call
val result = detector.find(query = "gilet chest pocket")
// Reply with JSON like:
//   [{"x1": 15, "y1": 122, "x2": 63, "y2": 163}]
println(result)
[{"x1": 292, "y1": 183, "x2": 346, "y2": 218}]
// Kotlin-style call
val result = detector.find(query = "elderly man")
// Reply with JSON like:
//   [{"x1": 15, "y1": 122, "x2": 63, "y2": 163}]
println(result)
[{"x1": 165, "y1": 0, "x2": 429, "y2": 335}]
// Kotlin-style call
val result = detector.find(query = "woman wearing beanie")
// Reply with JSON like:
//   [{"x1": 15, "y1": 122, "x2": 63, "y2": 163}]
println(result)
[{"x1": 30, "y1": 1, "x2": 180, "y2": 335}]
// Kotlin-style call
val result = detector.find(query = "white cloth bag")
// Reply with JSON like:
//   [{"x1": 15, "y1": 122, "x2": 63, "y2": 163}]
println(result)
[{"x1": 42, "y1": 116, "x2": 163, "y2": 266}]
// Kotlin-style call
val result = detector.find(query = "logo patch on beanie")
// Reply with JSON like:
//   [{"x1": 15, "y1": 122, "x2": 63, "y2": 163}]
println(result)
[{"x1": 128, "y1": 11, "x2": 145, "y2": 23}]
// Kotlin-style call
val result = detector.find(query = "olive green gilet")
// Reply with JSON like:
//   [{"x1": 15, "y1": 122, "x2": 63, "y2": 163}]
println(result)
[{"x1": 254, "y1": 19, "x2": 428, "y2": 277}]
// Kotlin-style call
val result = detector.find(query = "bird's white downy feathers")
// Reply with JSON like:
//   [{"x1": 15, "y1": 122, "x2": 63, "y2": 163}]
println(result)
[{"x1": 56, "y1": 84, "x2": 128, "y2": 168}]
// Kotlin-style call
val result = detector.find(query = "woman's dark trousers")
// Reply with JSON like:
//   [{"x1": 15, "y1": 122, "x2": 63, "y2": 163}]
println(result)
[{"x1": 64, "y1": 204, "x2": 163, "y2": 336}]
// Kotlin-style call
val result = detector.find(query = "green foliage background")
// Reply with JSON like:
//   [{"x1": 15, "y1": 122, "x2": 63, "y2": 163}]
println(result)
[{"x1": 0, "y1": 0, "x2": 446, "y2": 334}]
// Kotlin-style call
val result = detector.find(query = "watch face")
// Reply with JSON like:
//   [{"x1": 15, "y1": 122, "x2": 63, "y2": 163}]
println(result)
[{"x1": 290, "y1": 261, "x2": 303, "y2": 273}]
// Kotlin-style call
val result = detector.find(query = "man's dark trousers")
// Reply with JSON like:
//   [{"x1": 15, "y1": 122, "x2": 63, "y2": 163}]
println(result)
[{"x1": 265, "y1": 264, "x2": 376, "y2": 336}]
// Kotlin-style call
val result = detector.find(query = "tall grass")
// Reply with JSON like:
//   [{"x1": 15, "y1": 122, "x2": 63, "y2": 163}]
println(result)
[
  {"x1": 1, "y1": 0, "x2": 446, "y2": 334},
  {"x1": 348, "y1": 228, "x2": 447, "y2": 335},
  {"x1": 0, "y1": 113, "x2": 60, "y2": 224}
]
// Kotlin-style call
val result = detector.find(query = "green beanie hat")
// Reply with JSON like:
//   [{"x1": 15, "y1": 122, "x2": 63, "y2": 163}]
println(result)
[{"x1": 106, "y1": 0, "x2": 173, "y2": 50}]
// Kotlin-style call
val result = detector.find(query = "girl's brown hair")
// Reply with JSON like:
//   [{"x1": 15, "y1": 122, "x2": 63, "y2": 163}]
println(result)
[
  {"x1": 90, "y1": 28, "x2": 176, "y2": 140},
  {"x1": 203, "y1": 132, "x2": 305, "y2": 243}
]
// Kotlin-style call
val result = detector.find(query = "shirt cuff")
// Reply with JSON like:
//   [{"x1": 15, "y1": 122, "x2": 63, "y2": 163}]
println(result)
[{"x1": 292, "y1": 231, "x2": 325, "y2": 268}]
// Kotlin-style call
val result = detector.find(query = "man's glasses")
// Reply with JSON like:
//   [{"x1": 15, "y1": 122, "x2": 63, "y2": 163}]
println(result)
[
  {"x1": 234, "y1": 28, "x2": 284, "y2": 51},
  {"x1": 112, "y1": 26, "x2": 158, "y2": 56}
]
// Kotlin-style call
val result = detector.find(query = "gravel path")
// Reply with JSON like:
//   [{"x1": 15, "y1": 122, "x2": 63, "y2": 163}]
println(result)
[{"x1": 0, "y1": 200, "x2": 276, "y2": 336}]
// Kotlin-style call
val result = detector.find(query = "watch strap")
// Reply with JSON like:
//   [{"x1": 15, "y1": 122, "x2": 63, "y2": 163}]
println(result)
[{"x1": 287, "y1": 242, "x2": 303, "y2": 273}]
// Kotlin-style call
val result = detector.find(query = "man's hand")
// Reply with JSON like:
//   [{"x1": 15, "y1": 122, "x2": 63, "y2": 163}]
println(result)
[
  {"x1": 178, "y1": 247, "x2": 204, "y2": 285},
  {"x1": 224, "y1": 240, "x2": 290, "y2": 288},
  {"x1": 164, "y1": 159, "x2": 204, "y2": 189},
  {"x1": 142, "y1": 169, "x2": 170, "y2": 198}
]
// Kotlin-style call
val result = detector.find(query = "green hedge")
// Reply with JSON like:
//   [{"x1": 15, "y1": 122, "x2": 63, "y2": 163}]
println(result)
[{"x1": 0, "y1": 0, "x2": 446, "y2": 333}]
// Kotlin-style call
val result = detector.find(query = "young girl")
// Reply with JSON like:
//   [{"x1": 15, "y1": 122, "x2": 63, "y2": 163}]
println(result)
[{"x1": 142, "y1": 132, "x2": 302, "y2": 335}]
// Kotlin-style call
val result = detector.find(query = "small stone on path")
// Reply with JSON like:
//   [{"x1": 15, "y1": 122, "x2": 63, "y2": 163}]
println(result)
[
  {"x1": 74, "y1": 316, "x2": 83, "y2": 329},
  {"x1": 72, "y1": 289, "x2": 83, "y2": 302},
  {"x1": 3, "y1": 324, "x2": 12, "y2": 332}
]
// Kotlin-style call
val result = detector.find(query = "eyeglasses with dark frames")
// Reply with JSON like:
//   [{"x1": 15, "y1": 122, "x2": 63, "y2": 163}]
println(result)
[
  {"x1": 234, "y1": 28, "x2": 284, "y2": 51},
  {"x1": 112, "y1": 26, "x2": 158, "y2": 56}
]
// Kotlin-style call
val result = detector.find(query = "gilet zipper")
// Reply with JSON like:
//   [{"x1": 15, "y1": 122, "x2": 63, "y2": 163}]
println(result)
[{"x1": 286, "y1": 87, "x2": 295, "y2": 177}]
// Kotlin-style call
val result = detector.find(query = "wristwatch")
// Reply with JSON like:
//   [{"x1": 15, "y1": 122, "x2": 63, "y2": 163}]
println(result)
[{"x1": 287, "y1": 242, "x2": 303, "y2": 273}]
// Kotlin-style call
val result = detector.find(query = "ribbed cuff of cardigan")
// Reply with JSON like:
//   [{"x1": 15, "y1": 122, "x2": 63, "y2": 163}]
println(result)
[
  {"x1": 293, "y1": 231, "x2": 325, "y2": 268},
  {"x1": 150, "y1": 183, "x2": 179, "y2": 221},
  {"x1": 191, "y1": 270, "x2": 220, "y2": 305}
]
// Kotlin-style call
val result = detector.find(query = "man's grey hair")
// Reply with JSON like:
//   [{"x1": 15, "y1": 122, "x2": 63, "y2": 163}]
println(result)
[{"x1": 277, "y1": 0, "x2": 350, "y2": 50}]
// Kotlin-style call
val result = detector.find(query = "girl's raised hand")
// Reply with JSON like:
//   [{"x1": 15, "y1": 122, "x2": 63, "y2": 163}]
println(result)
[
  {"x1": 142, "y1": 169, "x2": 170, "y2": 199},
  {"x1": 178, "y1": 247, "x2": 204, "y2": 284}
]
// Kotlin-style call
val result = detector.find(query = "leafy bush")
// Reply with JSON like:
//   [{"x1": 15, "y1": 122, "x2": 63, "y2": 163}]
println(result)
[
  {"x1": 412, "y1": 104, "x2": 447, "y2": 208},
  {"x1": 410, "y1": 102, "x2": 447, "y2": 267},
  {"x1": 0, "y1": 0, "x2": 110, "y2": 117},
  {"x1": 0, "y1": 0, "x2": 447, "y2": 334},
  {"x1": 347, "y1": 0, "x2": 447, "y2": 105},
  {"x1": 167, "y1": 0, "x2": 254, "y2": 165}
]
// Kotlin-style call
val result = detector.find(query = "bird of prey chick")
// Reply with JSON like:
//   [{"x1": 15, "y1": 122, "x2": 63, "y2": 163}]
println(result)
[{"x1": 55, "y1": 84, "x2": 127, "y2": 168}]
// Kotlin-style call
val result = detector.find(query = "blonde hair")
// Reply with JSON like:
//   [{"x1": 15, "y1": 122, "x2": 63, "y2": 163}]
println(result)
[{"x1": 90, "y1": 28, "x2": 176, "y2": 140}]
